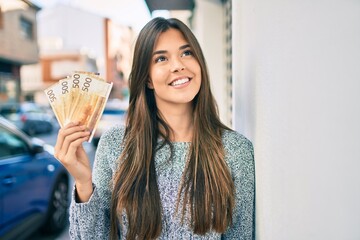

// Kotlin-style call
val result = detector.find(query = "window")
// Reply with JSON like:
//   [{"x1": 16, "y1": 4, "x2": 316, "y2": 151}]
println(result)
[
  {"x1": 20, "y1": 16, "x2": 33, "y2": 40},
  {"x1": 0, "y1": 126, "x2": 29, "y2": 159},
  {"x1": 0, "y1": 6, "x2": 3, "y2": 29}
]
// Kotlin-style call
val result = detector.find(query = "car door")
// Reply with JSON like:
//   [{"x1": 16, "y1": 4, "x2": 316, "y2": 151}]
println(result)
[{"x1": 0, "y1": 125, "x2": 44, "y2": 233}]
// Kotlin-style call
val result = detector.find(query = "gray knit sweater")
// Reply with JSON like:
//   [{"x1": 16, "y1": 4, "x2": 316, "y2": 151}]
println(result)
[{"x1": 69, "y1": 125, "x2": 255, "y2": 239}]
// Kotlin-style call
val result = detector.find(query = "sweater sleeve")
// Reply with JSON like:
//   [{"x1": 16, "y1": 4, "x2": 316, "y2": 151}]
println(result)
[
  {"x1": 222, "y1": 132, "x2": 255, "y2": 240},
  {"x1": 69, "y1": 128, "x2": 119, "y2": 239}
]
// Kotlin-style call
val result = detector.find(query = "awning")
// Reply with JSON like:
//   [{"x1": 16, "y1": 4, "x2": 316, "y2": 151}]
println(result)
[{"x1": 144, "y1": 0, "x2": 195, "y2": 12}]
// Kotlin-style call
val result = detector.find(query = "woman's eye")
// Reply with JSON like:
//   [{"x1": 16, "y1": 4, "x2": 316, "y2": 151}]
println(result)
[
  {"x1": 155, "y1": 56, "x2": 166, "y2": 63},
  {"x1": 182, "y1": 50, "x2": 193, "y2": 57}
]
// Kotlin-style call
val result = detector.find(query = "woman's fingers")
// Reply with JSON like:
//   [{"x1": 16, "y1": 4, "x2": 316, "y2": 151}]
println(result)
[
  {"x1": 55, "y1": 122, "x2": 79, "y2": 155},
  {"x1": 61, "y1": 130, "x2": 90, "y2": 153},
  {"x1": 62, "y1": 134, "x2": 90, "y2": 166},
  {"x1": 54, "y1": 122, "x2": 89, "y2": 161}
]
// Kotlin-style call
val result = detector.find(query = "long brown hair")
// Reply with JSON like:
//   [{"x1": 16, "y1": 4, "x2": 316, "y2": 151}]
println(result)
[{"x1": 110, "y1": 17, "x2": 234, "y2": 239}]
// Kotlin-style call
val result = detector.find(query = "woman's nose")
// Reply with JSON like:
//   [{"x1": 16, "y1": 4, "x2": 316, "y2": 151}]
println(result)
[{"x1": 171, "y1": 59, "x2": 185, "y2": 72}]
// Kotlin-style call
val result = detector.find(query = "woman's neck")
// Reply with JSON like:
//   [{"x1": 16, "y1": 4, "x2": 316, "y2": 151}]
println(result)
[{"x1": 157, "y1": 103, "x2": 194, "y2": 142}]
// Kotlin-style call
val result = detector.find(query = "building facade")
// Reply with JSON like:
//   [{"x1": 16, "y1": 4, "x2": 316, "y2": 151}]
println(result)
[
  {"x1": 0, "y1": 0, "x2": 40, "y2": 102},
  {"x1": 21, "y1": 4, "x2": 136, "y2": 103}
]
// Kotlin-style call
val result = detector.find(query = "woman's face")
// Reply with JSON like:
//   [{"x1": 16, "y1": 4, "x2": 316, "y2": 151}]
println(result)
[{"x1": 148, "y1": 28, "x2": 201, "y2": 110}]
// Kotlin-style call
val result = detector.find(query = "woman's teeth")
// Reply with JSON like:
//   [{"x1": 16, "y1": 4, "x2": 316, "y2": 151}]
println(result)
[{"x1": 170, "y1": 78, "x2": 190, "y2": 86}]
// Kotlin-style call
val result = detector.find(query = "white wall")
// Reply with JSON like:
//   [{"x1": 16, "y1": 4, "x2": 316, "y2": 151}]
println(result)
[
  {"x1": 192, "y1": 0, "x2": 230, "y2": 126},
  {"x1": 233, "y1": 0, "x2": 360, "y2": 239}
]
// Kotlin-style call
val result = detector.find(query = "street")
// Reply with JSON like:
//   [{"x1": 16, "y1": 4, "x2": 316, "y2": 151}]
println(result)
[{"x1": 28, "y1": 126, "x2": 96, "y2": 240}]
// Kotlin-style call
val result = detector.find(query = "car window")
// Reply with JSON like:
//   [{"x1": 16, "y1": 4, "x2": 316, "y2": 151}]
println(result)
[
  {"x1": 0, "y1": 126, "x2": 29, "y2": 159},
  {"x1": 0, "y1": 105, "x2": 20, "y2": 115}
]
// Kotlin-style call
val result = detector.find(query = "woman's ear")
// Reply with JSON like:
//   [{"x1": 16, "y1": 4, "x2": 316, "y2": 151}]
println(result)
[{"x1": 147, "y1": 79, "x2": 154, "y2": 89}]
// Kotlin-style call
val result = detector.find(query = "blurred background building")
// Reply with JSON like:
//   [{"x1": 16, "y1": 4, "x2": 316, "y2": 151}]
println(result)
[
  {"x1": 0, "y1": 0, "x2": 40, "y2": 102},
  {"x1": 22, "y1": 3, "x2": 136, "y2": 103},
  {"x1": 0, "y1": 0, "x2": 135, "y2": 104}
]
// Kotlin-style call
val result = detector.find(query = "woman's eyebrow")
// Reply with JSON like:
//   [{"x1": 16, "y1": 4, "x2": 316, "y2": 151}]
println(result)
[
  {"x1": 179, "y1": 44, "x2": 190, "y2": 50},
  {"x1": 153, "y1": 50, "x2": 166, "y2": 56},
  {"x1": 153, "y1": 44, "x2": 191, "y2": 56}
]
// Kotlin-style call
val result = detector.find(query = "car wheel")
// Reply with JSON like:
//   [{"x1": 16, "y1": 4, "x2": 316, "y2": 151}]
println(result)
[{"x1": 42, "y1": 176, "x2": 69, "y2": 234}]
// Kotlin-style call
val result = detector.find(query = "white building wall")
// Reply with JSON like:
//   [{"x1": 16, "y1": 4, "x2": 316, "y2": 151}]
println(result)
[
  {"x1": 38, "y1": 4, "x2": 106, "y2": 74},
  {"x1": 192, "y1": 0, "x2": 230, "y2": 126},
  {"x1": 233, "y1": 0, "x2": 360, "y2": 239}
]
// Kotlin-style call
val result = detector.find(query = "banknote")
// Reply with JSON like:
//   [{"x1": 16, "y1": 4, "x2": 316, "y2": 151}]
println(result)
[
  {"x1": 44, "y1": 80, "x2": 67, "y2": 128},
  {"x1": 68, "y1": 73, "x2": 113, "y2": 141},
  {"x1": 44, "y1": 71, "x2": 113, "y2": 142}
]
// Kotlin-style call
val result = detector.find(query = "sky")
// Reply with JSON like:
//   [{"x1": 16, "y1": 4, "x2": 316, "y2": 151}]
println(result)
[{"x1": 31, "y1": 0, "x2": 152, "y2": 33}]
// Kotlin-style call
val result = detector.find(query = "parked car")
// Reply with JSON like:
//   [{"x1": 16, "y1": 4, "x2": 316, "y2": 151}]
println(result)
[
  {"x1": 92, "y1": 99, "x2": 127, "y2": 147},
  {"x1": 0, "y1": 102, "x2": 55, "y2": 136},
  {"x1": 0, "y1": 117, "x2": 69, "y2": 240}
]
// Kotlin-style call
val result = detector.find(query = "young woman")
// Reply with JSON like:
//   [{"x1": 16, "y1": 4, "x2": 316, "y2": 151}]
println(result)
[{"x1": 54, "y1": 17, "x2": 255, "y2": 240}]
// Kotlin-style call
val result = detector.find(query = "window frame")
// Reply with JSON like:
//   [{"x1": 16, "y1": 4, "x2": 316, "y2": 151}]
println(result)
[{"x1": 19, "y1": 16, "x2": 34, "y2": 40}]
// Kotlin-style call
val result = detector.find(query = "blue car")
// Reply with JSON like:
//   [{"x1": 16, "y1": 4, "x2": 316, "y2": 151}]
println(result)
[{"x1": 0, "y1": 117, "x2": 69, "y2": 239}]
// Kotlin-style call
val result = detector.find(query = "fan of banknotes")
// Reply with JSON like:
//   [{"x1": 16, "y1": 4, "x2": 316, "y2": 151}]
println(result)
[{"x1": 44, "y1": 71, "x2": 113, "y2": 142}]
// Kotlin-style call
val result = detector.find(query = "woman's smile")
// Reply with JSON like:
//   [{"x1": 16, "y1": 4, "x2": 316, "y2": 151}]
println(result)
[{"x1": 169, "y1": 77, "x2": 192, "y2": 87}]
